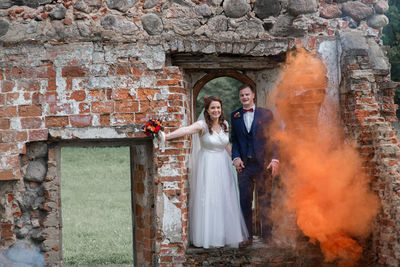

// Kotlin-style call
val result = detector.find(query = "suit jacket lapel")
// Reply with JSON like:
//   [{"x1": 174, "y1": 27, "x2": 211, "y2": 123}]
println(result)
[
  {"x1": 239, "y1": 108, "x2": 247, "y2": 135},
  {"x1": 250, "y1": 107, "x2": 258, "y2": 134}
]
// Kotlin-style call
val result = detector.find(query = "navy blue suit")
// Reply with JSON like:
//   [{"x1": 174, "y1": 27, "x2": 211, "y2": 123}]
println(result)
[{"x1": 231, "y1": 107, "x2": 278, "y2": 239}]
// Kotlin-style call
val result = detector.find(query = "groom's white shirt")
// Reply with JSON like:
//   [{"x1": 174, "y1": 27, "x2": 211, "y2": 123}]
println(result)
[
  {"x1": 243, "y1": 105, "x2": 255, "y2": 133},
  {"x1": 233, "y1": 105, "x2": 279, "y2": 163}
]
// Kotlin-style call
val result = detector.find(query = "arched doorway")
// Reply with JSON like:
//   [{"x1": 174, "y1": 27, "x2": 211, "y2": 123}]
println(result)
[
  {"x1": 191, "y1": 71, "x2": 263, "y2": 237},
  {"x1": 192, "y1": 71, "x2": 256, "y2": 121}
]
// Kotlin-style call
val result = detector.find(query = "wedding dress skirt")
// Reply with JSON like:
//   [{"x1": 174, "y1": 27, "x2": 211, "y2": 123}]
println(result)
[{"x1": 189, "y1": 121, "x2": 248, "y2": 248}]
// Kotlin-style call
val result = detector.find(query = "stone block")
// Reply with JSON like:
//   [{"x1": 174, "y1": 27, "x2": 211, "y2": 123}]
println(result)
[
  {"x1": 367, "y1": 39, "x2": 389, "y2": 74},
  {"x1": 142, "y1": 13, "x2": 163, "y2": 35},
  {"x1": 223, "y1": 0, "x2": 251, "y2": 18},
  {"x1": 25, "y1": 159, "x2": 47, "y2": 183},
  {"x1": 339, "y1": 31, "x2": 369, "y2": 56},
  {"x1": 26, "y1": 142, "x2": 48, "y2": 160}
]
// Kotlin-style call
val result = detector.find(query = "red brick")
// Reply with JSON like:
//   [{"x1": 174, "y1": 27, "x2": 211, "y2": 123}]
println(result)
[
  {"x1": 0, "y1": 118, "x2": 10, "y2": 129},
  {"x1": 45, "y1": 91, "x2": 58, "y2": 103},
  {"x1": 135, "y1": 204, "x2": 143, "y2": 216},
  {"x1": 63, "y1": 18, "x2": 72, "y2": 25},
  {"x1": 32, "y1": 92, "x2": 44, "y2": 104},
  {"x1": 6, "y1": 92, "x2": 19, "y2": 105},
  {"x1": 136, "y1": 229, "x2": 144, "y2": 241},
  {"x1": 21, "y1": 117, "x2": 42, "y2": 129},
  {"x1": 1, "y1": 230, "x2": 14, "y2": 238},
  {"x1": 41, "y1": 12, "x2": 48, "y2": 19},
  {"x1": 70, "y1": 115, "x2": 92, "y2": 127},
  {"x1": 138, "y1": 88, "x2": 160, "y2": 100},
  {"x1": 0, "y1": 106, "x2": 16, "y2": 117},
  {"x1": 16, "y1": 131, "x2": 27, "y2": 142},
  {"x1": 6, "y1": 154, "x2": 19, "y2": 167},
  {"x1": 135, "y1": 113, "x2": 147, "y2": 124},
  {"x1": 116, "y1": 66, "x2": 131, "y2": 75},
  {"x1": 49, "y1": 103, "x2": 73, "y2": 114},
  {"x1": 88, "y1": 90, "x2": 105, "y2": 101},
  {"x1": 47, "y1": 78, "x2": 57, "y2": 90},
  {"x1": 112, "y1": 113, "x2": 134, "y2": 125},
  {"x1": 69, "y1": 90, "x2": 86, "y2": 101},
  {"x1": 28, "y1": 129, "x2": 48, "y2": 141},
  {"x1": 91, "y1": 101, "x2": 114, "y2": 113},
  {"x1": 0, "y1": 131, "x2": 16, "y2": 142},
  {"x1": 106, "y1": 89, "x2": 112, "y2": 100},
  {"x1": 1, "y1": 80, "x2": 15, "y2": 92},
  {"x1": 0, "y1": 169, "x2": 15, "y2": 181},
  {"x1": 134, "y1": 182, "x2": 145, "y2": 194},
  {"x1": 65, "y1": 77, "x2": 73, "y2": 91},
  {"x1": 23, "y1": 93, "x2": 31, "y2": 101},
  {"x1": 156, "y1": 80, "x2": 180, "y2": 86},
  {"x1": 169, "y1": 73, "x2": 183, "y2": 79},
  {"x1": 18, "y1": 79, "x2": 40, "y2": 91},
  {"x1": 168, "y1": 87, "x2": 185, "y2": 94},
  {"x1": 160, "y1": 256, "x2": 172, "y2": 263},
  {"x1": 112, "y1": 89, "x2": 134, "y2": 100},
  {"x1": 168, "y1": 94, "x2": 183, "y2": 100},
  {"x1": 10, "y1": 67, "x2": 27, "y2": 79},
  {"x1": 115, "y1": 101, "x2": 138, "y2": 112},
  {"x1": 0, "y1": 143, "x2": 17, "y2": 153},
  {"x1": 131, "y1": 66, "x2": 144, "y2": 76},
  {"x1": 79, "y1": 103, "x2": 90, "y2": 114},
  {"x1": 18, "y1": 105, "x2": 42, "y2": 117},
  {"x1": 100, "y1": 114, "x2": 110, "y2": 126},
  {"x1": 46, "y1": 116, "x2": 69, "y2": 127},
  {"x1": 47, "y1": 65, "x2": 57, "y2": 78},
  {"x1": 62, "y1": 66, "x2": 86, "y2": 77},
  {"x1": 163, "y1": 67, "x2": 180, "y2": 74}
]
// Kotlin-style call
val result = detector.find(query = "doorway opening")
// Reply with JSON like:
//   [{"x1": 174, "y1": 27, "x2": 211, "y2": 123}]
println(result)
[
  {"x1": 61, "y1": 146, "x2": 134, "y2": 266},
  {"x1": 192, "y1": 72, "x2": 264, "y2": 238},
  {"x1": 195, "y1": 76, "x2": 243, "y2": 125}
]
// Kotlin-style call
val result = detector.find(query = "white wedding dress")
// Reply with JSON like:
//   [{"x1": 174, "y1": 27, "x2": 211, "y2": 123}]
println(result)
[{"x1": 189, "y1": 120, "x2": 248, "y2": 248}]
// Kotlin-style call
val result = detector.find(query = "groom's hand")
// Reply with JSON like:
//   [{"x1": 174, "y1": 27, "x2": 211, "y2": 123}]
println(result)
[
  {"x1": 233, "y1": 158, "x2": 245, "y2": 173},
  {"x1": 267, "y1": 160, "x2": 279, "y2": 177}
]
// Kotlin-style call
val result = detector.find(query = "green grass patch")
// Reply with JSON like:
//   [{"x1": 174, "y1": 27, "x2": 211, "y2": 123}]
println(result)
[{"x1": 61, "y1": 146, "x2": 134, "y2": 266}]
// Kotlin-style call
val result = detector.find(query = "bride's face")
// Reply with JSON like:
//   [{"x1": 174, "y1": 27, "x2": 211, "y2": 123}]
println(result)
[{"x1": 207, "y1": 101, "x2": 222, "y2": 121}]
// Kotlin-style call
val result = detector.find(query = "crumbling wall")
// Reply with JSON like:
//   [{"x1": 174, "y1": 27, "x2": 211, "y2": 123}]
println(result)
[{"x1": 0, "y1": 0, "x2": 398, "y2": 266}]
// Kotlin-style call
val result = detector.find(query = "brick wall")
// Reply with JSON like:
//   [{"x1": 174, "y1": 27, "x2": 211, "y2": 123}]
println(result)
[
  {"x1": 339, "y1": 33, "x2": 400, "y2": 266},
  {"x1": 0, "y1": 41, "x2": 191, "y2": 266}
]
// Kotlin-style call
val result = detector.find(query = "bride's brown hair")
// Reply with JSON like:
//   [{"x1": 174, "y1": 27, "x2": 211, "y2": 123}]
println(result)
[{"x1": 203, "y1": 96, "x2": 228, "y2": 134}]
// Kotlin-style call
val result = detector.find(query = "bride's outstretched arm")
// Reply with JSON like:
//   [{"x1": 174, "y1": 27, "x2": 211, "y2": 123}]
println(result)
[
  {"x1": 165, "y1": 121, "x2": 203, "y2": 140},
  {"x1": 225, "y1": 143, "x2": 232, "y2": 157}
]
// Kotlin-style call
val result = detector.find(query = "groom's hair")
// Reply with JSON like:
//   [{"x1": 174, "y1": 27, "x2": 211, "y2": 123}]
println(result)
[{"x1": 238, "y1": 84, "x2": 255, "y2": 93}]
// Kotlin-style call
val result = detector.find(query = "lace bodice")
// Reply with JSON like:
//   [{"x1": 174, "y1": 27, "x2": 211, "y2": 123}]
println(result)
[{"x1": 199, "y1": 120, "x2": 229, "y2": 152}]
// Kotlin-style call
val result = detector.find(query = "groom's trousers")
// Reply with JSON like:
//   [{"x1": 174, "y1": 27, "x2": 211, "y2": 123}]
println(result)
[{"x1": 238, "y1": 157, "x2": 272, "y2": 240}]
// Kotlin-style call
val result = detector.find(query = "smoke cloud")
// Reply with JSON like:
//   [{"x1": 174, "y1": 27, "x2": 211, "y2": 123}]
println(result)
[
  {"x1": 1, "y1": 240, "x2": 45, "y2": 267},
  {"x1": 268, "y1": 48, "x2": 379, "y2": 266}
]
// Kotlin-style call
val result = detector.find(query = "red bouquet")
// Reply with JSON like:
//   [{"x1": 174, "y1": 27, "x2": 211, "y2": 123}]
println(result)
[{"x1": 143, "y1": 119, "x2": 164, "y2": 137}]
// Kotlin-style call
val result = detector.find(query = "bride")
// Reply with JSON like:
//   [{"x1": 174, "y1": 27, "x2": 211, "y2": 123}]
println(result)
[{"x1": 165, "y1": 96, "x2": 248, "y2": 248}]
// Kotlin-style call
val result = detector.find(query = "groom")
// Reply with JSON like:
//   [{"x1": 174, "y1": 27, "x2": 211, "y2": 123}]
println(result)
[{"x1": 231, "y1": 84, "x2": 279, "y2": 246}]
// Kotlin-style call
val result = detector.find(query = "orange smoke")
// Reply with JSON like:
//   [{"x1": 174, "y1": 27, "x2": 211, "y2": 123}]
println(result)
[{"x1": 269, "y1": 48, "x2": 379, "y2": 266}]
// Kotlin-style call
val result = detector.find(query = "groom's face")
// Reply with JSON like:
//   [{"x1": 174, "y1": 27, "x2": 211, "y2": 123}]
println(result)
[{"x1": 239, "y1": 87, "x2": 255, "y2": 108}]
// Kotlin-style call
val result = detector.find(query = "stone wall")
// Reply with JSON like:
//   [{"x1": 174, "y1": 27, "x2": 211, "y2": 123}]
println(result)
[{"x1": 0, "y1": 0, "x2": 399, "y2": 266}]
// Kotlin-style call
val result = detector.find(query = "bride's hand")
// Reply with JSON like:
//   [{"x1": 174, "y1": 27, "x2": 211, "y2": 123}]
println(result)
[
  {"x1": 233, "y1": 158, "x2": 244, "y2": 173},
  {"x1": 156, "y1": 131, "x2": 166, "y2": 152}
]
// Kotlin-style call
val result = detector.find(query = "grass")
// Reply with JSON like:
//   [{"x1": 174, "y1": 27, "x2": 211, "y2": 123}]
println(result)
[{"x1": 61, "y1": 146, "x2": 134, "y2": 266}]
